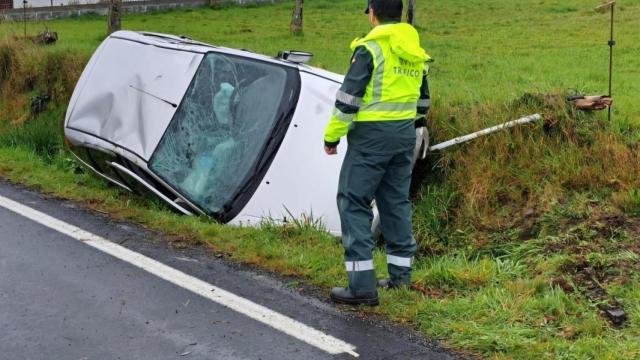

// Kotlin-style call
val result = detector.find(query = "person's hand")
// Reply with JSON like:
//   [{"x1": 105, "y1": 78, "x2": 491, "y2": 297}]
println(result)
[{"x1": 325, "y1": 146, "x2": 338, "y2": 155}]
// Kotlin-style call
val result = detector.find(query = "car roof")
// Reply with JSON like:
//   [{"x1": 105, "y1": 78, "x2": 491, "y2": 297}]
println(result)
[
  {"x1": 113, "y1": 31, "x2": 343, "y2": 83},
  {"x1": 114, "y1": 31, "x2": 294, "y2": 68}
]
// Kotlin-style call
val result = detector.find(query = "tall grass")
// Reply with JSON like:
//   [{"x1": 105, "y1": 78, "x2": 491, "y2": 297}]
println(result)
[
  {"x1": 0, "y1": 38, "x2": 86, "y2": 125},
  {"x1": 0, "y1": 107, "x2": 65, "y2": 160}
]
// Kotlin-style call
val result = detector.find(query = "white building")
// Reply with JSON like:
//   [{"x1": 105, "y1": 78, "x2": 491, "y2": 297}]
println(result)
[
  {"x1": 14, "y1": 0, "x2": 144, "y2": 8},
  {"x1": 15, "y1": 0, "x2": 72, "y2": 7}
]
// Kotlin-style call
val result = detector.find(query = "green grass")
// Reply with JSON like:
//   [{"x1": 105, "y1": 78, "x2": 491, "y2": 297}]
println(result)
[
  {"x1": 2, "y1": 0, "x2": 639, "y2": 121},
  {"x1": 2, "y1": 1, "x2": 640, "y2": 359}
]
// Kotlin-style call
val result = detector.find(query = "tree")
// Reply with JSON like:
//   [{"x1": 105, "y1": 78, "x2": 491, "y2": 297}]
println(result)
[
  {"x1": 406, "y1": 0, "x2": 416, "y2": 25},
  {"x1": 108, "y1": 0, "x2": 122, "y2": 35},
  {"x1": 290, "y1": 0, "x2": 303, "y2": 35}
]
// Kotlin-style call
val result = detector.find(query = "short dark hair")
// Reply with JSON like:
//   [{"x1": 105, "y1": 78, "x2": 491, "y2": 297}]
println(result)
[{"x1": 370, "y1": 0, "x2": 403, "y2": 23}]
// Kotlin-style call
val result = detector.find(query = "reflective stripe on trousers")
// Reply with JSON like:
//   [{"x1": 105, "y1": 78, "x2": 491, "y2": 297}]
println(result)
[
  {"x1": 345, "y1": 260, "x2": 375, "y2": 272},
  {"x1": 387, "y1": 255, "x2": 413, "y2": 268}
]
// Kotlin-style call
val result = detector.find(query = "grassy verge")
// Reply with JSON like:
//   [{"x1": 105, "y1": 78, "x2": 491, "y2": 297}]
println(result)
[{"x1": 2, "y1": 1, "x2": 640, "y2": 358}]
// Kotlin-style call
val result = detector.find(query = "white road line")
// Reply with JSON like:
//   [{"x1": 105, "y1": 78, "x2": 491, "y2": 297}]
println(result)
[{"x1": 0, "y1": 195, "x2": 359, "y2": 358}]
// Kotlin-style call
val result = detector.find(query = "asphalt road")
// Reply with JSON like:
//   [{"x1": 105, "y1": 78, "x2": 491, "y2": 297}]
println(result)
[{"x1": 0, "y1": 179, "x2": 461, "y2": 360}]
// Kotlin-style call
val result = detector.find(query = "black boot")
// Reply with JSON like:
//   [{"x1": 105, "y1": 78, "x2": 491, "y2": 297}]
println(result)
[
  {"x1": 377, "y1": 278, "x2": 406, "y2": 289},
  {"x1": 330, "y1": 287, "x2": 379, "y2": 306}
]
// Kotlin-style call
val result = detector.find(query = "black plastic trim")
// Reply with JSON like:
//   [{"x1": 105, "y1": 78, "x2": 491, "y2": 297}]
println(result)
[{"x1": 298, "y1": 68, "x2": 342, "y2": 84}]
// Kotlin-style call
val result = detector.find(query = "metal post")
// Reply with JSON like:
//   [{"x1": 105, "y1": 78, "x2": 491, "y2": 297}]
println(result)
[
  {"x1": 607, "y1": 4, "x2": 615, "y2": 122},
  {"x1": 595, "y1": 1, "x2": 616, "y2": 122}
]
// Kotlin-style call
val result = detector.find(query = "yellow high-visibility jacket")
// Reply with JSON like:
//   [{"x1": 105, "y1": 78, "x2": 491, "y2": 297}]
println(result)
[{"x1": 324, "y1": 23, "x2": 431, "y2": 146}]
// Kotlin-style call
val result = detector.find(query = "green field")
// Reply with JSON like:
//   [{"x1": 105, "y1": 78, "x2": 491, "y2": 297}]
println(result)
[
  {"x1": 3, "y1": 0, "x2": 640, "y2": 121},
  {"x1": 2, "y1": 1, "x2": 640, "y2": 359}
]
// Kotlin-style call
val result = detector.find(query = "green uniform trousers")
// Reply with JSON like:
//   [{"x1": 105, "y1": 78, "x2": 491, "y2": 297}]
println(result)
[{"x1": 337, "y1": 145, "x2": 417, "y2": 294}]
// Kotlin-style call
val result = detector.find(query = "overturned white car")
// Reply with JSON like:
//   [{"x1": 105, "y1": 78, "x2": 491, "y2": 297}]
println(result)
[{"x1": 64, "y1": 31, "x2": 430, "y2": 235}]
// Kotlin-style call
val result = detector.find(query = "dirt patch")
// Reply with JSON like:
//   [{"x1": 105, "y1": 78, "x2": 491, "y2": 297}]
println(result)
[
  {"x1": 562, "y1": 259, "x2": 630, "y2": 328},
  {"x1": 542, "y1": 209, "x2": 640, "y2": 328},
  {"x1": 545, "y1": 212, "x2": 640, "y2": 255},
  {"x1": 550, "y1": 276, "x2": 574, "y2": 293},
  {"x1": 410, "y1": 283, "x2": 447, "y2": 299}
]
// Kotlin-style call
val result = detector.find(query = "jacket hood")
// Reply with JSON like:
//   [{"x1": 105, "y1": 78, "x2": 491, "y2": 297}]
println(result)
[{"x1": 351, "y1": 23, "x2": 431, "y2": 63}]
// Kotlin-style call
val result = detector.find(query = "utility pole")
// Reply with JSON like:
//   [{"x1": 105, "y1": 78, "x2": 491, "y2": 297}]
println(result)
[
  {"x1": 407, "y1": 0, "x2": 416, "y2": 25},
  {"x1": 108, "y1": 0, "x2": 122, "y2": 35},
  {"x1": 290, "y1": 0, "x2": 303, "y2": 35}
]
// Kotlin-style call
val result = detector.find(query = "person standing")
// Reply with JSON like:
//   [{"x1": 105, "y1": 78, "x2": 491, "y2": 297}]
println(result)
[{"x1": 324, "y1": 0, "x2": 431, "y2": 306}]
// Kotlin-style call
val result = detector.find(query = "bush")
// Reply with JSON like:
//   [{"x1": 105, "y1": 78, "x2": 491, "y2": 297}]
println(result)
[{"x1": 0, "y1": 41, "x2": 15, "y2": 82}]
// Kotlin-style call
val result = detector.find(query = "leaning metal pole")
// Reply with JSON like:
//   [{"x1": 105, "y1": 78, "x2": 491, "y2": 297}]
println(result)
[{"x1": 428, "y1": 114, "x2": 543, "y2": 152}]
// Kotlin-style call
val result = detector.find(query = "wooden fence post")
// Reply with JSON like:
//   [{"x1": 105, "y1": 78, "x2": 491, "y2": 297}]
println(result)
[
  {"x1": 108, "y1": 0, "x2": 122, "y2": 35},
  {"x1": 407, "y1": 0, "x2": 416, "y2": 25},
  {"x1": 290, "y1": 0, "x2": 303, "y2": 35}
]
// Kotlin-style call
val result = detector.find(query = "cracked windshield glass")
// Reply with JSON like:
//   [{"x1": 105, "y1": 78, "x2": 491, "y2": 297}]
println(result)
[{"x1": 150, "y1": 53, "x2": 289, "y2": 214}]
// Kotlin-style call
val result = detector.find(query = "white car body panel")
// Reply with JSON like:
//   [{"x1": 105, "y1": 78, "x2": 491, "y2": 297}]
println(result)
[{"x1": 230, "y1": 71, "x2": 345, "y2": 234}]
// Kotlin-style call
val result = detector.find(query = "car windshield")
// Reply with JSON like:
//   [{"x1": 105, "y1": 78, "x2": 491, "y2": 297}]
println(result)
[{"x1": 149, "y1": 52, "x2": 298, "y2": 216}]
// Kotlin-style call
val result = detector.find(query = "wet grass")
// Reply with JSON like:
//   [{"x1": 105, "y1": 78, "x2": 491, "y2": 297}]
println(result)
[{"x1": 1, "y1": 1, "x2": 640, "y2": 358}]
